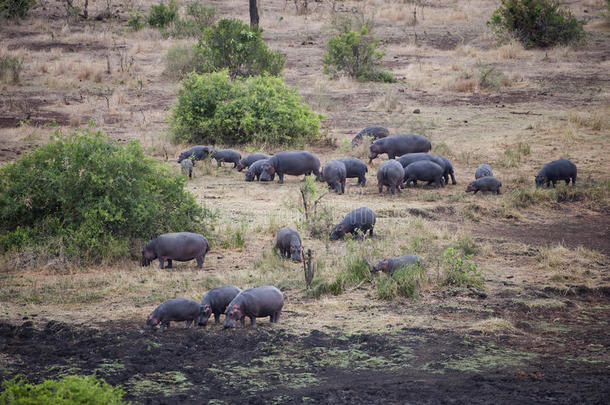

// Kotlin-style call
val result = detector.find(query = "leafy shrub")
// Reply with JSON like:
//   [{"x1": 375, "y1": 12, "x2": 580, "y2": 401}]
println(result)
[
  {"x1": 442, "y1": 248, "x2": 484, "y2": 289},
  {"x1": 171, "y1": 71, "x2": 322, "y2": 145},
  {"x1": 0, "y1": 0, "x2": 35, "y2": 19},
  {"x1": 147, "y1": 0, "x2": 178, "y2": 28},
  {"x1": 299, "y1": 176, "x2": 334, "y2": 239},
  {"x1": 478, "y1": 64, "x2": 509, "y2": 90},
  {"x1": 0, "y1": 128, "x2": 213, "y2": 265},
  {"x1": 196, "y1": 18, "x2": 285, "y2": 79},
  {"x1": 163, "y1": 3, "x2": 216, "y2": 38},
  {"x1": 164, "y1": 44, "x2": 204, "y2": 80},
  {"x1": 0, "y1": 55, "x2": 22, "y2": 84},
  {"x1": 487, "y1": 0, "x2": 585, "y2": 48},
  {"x1": 323, "y1": 26, "x2": 395, "y2": 83},
  {"x1": 127, "y1": 11, "x2": 144, "y2": 32},
  {"x1": 376, "y1": 263, "x2": 426, "y2": 300},
  {"x1": 0, "y1": 375, "x2": 126, "y2": 404}
]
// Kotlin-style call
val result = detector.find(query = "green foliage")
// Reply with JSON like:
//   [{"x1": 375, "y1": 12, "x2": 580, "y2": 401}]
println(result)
[
  {"x1": 171, "y1": 71, "x2": 322, "y2": 145},
  {"x1": 0, "y1": 55, "x2": 23, "y2": 84},
  {"x1": 196, "y1": 18, "x2": 285, "y2": 79},
  {"x1": 376, "y1": 263, "x2": 426, "y2": 300},
  {"x1": 0, "y1": 128, "x2": 213, "y2": 265},
  {"x1": 0, "y1": 0, "x2": 35, "y2": 19},
  {"x1": 164, "y1": 44, "x2": 204, "y2": 80},
  {"x1": 442, "y1": 248, "x2": 484, "y2": 290},
  {"x1": 299, "y1": 176, "x2": 334, "y2": 239},
  {"x1": 323, "y1": 26, "x2": 395, "y2": 83},
  {"x1": 487, "y1": 0, "x2": 585, "y2": 48},
  {"x1": 163, "y1": 3, "x2": 216, "y2": 38},
  {"x1": 0, "y1": 375, "x2": 126, "y2": 404},
  {"x1": 477, "y1": 63, "x2": 509, "y2": 91},
  {"x1": 147, "y1": 0, "x2": 178, "y2": 28},
  {"x1": 127, "y1": 11, "x2": 144, "y2": 32}
]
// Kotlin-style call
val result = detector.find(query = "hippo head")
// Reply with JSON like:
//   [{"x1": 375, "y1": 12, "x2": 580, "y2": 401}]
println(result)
[
  {"x1": 146, "y1": 314, "x2": 160, "y2": 329},
  {"x1": 236, "y1": 161, "x2": 246, "y2": 171},
  {"x1": 198, "y1": 304, "x2": 212, "y2": 326},
  {"x1": 368, "y1": 143, "x2": 381, "y2": 160},
  {"x1": 465, "y1": 182, "x2": 477, "y2": 193},
  {"x1": 372, "y1": 258, "x2": 389, "y2": 273},
  {"x1": 244, "y1": 171, "x2": 255, "y2": 182},
  {"x1": 329, "y1": 224, "x2": 346, "y2": 240},
  {"x1": 535, "y1": 174, "x2": 546, "y2": 187},
  {"x1": 259, "y1": 162, "x2": 275, "y2": 182},
  {"x1": 224, "y1": 304, "x2": 243, "y2": 329},
  {"x1": 141, "y1": 248, "x2": 156, "y2": 266},
  {"x1": 290, "y1": 243, "x2": 303, "y2": 262}
]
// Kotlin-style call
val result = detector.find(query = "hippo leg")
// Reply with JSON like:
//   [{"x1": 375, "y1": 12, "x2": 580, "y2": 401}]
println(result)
[
  {"x1": 496, "y1": 188, "x2": 502, "y2": 195},
  {"x1": 378, "y1": 183, "x2": 383, "y2": 195},
  {"x1": 216, "y1": 159, "x2": 222, "y2": 168},
  {"x1": 159, "y1": 259, "x2": 165, "y2": 269},
  {"x1": 161, "y1": 321, "x2": 170, "y2": 331},
  {"x1": 233, "y1": 162, "x2": 237, "y2": 168},
  {"x1": 358, "y1": 176, "x2": 366, "y2": 186},
  {"x1": 272, "y1": 311, "x2": 281, "y2": 323},
  {"x1": 240, "y1": 317, "x2": 245, "y2": 328},
  {"x1": 473, "y1": 189, "x2": 479, "y2": 194},
  {"x1": 390, "y1": 184, "x2": 396, "y2": 195},
  {"x1": 341, "y1": 180, "x2": 346, "y2": 194},
  {"x1": 166, "y1": 259, "x2": 173, "y2": 269},
  {"x1": 552, "y1": 180, "x2": 557, "y2": 188},
  {"x1": 184, "y1": 320, "x2": 193, "y2": 329},
  {"x1": 278, "y1": 172, "x2": 284, "y2": 184},
  {"x1": 450, "y1": 172, "x2": 457, "y2": 185},
  {"x1": 214, "y1": 313, "x2": 220, "y2": 324},
  {"x1": 250, "y1": 316, "x2": 256, "y2": 328},
  {"x1": 196, "y1": 256, "x2": 204, "y2": 268},
  {"x1": 369, "y1": 227, "x2": 374, "y2": 237}
]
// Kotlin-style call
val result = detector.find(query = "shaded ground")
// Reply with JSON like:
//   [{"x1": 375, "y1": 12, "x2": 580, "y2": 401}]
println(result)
[{"x1": 0, "y1": 309, "x2": 608, "y2": 404}]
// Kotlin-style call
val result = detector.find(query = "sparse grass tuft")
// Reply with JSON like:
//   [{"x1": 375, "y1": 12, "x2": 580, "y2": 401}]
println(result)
[
  {"x1": 442, "y1": 248, "x2": 484, "y2": 290},
  {"x1": 501, "y1": 142, "x2": 531, "y2": 167},
  {"x1": 376, "y1": 263, "x2": 427, "y2": 300},
  {"x1": 0, "y1": 54, "x2": 23, "y2": 84}
]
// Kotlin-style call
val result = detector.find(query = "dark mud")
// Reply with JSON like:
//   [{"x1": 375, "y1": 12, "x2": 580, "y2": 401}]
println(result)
[{"x1": 0, "y1": 318, "x2": 608, "y2": 404}]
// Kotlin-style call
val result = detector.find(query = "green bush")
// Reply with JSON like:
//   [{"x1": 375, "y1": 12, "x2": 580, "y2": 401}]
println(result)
[
  {"x1": 0, "y1": 55, "x2": 22, "y2": 84},
  {"x1": 0, "y1": 375, "x2": 126, "y2": 404},
  {"x1": 127, "y1": 11, "x2": 144, "y2": 32},
  {"x1": 196, "y1": 18, "x2": 285, "y2": 79},
  {"x1": 376, "y1": 263, "x2": 426, "y2": 300},
  {"x1": 0, "y1": 0, "x2": 35, "y2": 19},
  {"x1": 164, "y1": 44, "x2": 204, "y2": 79},
  {"x1": 442, "y1": 248, "x2": 484, "y2": 289},
  {"x1": 487, "y1": 0, "x2": 585, "y2": 48},
  {"x1": 323, "y1": 26, "x2": 395, "y2": 83},
  {"x1": 171, "y1": 71, "x2": 322, "y2": 145},
  {"x1": 0, "y1": 128, "x2": 214, "y2": 265},
  {"x1": 163, "y1": 3, "x2": 216, "y2": 38},
  {"x1": 147, "y1": 0, "x2": 178, "y2": 28}
]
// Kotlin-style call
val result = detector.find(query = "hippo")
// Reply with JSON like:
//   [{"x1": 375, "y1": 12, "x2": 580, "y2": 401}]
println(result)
[
  {"x1": 377, "y1": 159, "x2": 405, "y2": 195},
  {"x1": 236, "y1": 153, "x2": 271, "y2": 172},
  {"x1": 199, "y1": 286, "x2": 242, "y2": 326},
  {"x1": 181, "y1": 158, "x2": 193, "y2": 179},
  {"x1": 245, "y1": 159, "x2": 274, "y2": 182},
  {"x1": 178, "y1": 145, "x2": 212, "y2": 163},
  {"x1": 535, "y1": 159, "x2": 577, "y2": 188},
  {"x1": 351, "y1": 126, "x2": 390, "y2": 146},
  {"x1": 475, "y1": 164, "x2": 493, "y2": 179},
  {"x1": 404, "y1": 160, "x2": 445, "y2": 188},
  {"x1": 368, "y1": 134, "x2": 432, "y2": 162},
  {"x1": 275, "y1": 227, "x2": 303, "y2": 262},
  {"x1": 338, "y1": 158, "x2": 368, "y2": 186},
  {"x1": 322, "y1": 160, "x2": 347, "y2": 194},
  {"x1": 466, "y1": 177, "x2": 502, "y2": 194},
  {"x1": 141, "y1": 232, "x2": 210, "y2": 269},
  {"x1": 372, "y1": 254, "x2": 424, "y2": 275},
  {"x1": 431, "y1": 155, "x2": 456, "y2": 185},
  {"x1": 146, "y1": 298, "x2": 204, "y2": 331},
  {"x1": 330, "y1": 207, "x2": 376, "y2": 240},
  {"x1": 224, "y1": 286, "x2": 284, "y2": 328},
  {"x1": 259, "y1": 151, "x2": 321, "y2": 184},
  {"x1": 211, "y1": 149, "x2": 241, "y2": 168},
  {"x1": 396, "y1": 152, "x2": 435, "y2": 168}
]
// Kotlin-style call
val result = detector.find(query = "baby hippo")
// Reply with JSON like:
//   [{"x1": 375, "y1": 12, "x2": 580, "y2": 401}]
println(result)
[
  {"x1": 535, "y1": 159, "x2": 577, "y2": 188},
  {"x1": 322, "y1": 160, "x2": 347, "y2": 194},
  {"x1": 211, "y1": 149, "x2": 241, "y2": 168},
  {"x1": 377, "y1": 159, "x2": 405, "y2": 195},
  {"x1": 466, "y1": 177, "x2": 502, "y2": 194},
  {"x1": 330, "y1": 207, "x2": 376, "y2": 240},
  {"x1": 475, "y1": 164, "x2": 493, "y2": 179},
  {"x1": 224, "y1": 286, "x2": 284, "y2": 328},
  {"x1": 245, "y1": 159, "x2": 273, "y2": 182},
  {"x1": 372, "y1": 254, "x2": 424, "y2": 276},
  {"x1": 199, "y1": 286, "x2": 242, "y2": 326},
  {"x1": 236, "y1": 153, "x2": 271, "y2": 171},
  {"x1": 275, "y1": 227, "x2": 303, "y2": 262},
  {"x1": 146, "y1": 298, "x2": 203, "y2": 331}
]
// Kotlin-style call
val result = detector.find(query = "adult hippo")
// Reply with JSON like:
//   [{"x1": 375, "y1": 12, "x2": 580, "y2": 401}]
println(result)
[
  {"x1": 535, "y1": 159, "x2": 577, "y2": 188},
  {"x1": 199, "y1": 286, "x2": 242, "y2": 326},
  {"x1": 141, "y1": 232, "x2": 210, "y2": 269},
  {"x1": 211, "y1": 149, "x2": 241, "y2": 168},
  {"x1": 177, "y1": 145, "x2": 213, "y2": 163},
  {"x1": 338, "y1": 158, "x2": 368, "y2": 186},
  {"x1": 369, "y1": 134, "x2": 431, "y2": 162},
  {"x1": 330, "y1": 207, "x2": 376, "y2": 240},
  {"x1": 259, "y1": 151, "x2": 321, "y2": 184},
  {"x1": 224, "y1": 286, "x2": 284, "y2": 328},
  {"x1": 403, "y1": 160, "x2": 445, "y2": 188},
  {"x1": 377, "y1": 159, "x2": 404, "y2": 195}
]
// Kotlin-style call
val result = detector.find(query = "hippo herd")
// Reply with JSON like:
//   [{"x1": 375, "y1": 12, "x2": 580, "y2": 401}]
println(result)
[{"x1": 145, "y1": 128, "x2": 577, "y2": 332}]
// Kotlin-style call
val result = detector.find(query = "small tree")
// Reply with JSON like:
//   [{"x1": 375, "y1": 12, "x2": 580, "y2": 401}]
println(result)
[
  {"x1": 147, "y1": 0, "x2": 178, "y2": 28},
  {"x1": 0, "y1": 0, "x2": 36, "y2": 19},
  {"x1": 196, "y1": 18, "x2": 285, "y2": 79},
  {"x1": 487, "y1": 0, "x2": 586, "y2": 48},
  {"x1": 323, "y1": 26, "x2": 395, "y2": 83}
]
